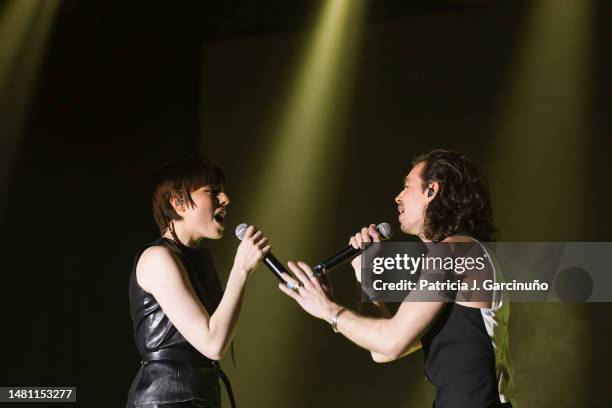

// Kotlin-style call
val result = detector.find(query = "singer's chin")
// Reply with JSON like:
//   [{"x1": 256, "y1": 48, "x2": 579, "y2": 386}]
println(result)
[
  {"x1": 213, "y1": 221, "x2": 225, "y2": 236},
  {"x1": 206, "y1": 228, "x2": 224, "y2": 240}
]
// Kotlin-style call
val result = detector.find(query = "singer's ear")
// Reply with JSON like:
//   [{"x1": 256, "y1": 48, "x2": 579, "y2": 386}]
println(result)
[
  {"x1": 426, "y1": 182, "x2": 439, "y2": 201},
  {"x1": 170, "y1": 193, "x2": 187, "y2": 214}
]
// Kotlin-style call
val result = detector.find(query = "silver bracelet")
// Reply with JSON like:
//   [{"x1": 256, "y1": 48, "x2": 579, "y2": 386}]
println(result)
[{"x1": 332, "y1": 307, "x2": 347, "y2": 333}]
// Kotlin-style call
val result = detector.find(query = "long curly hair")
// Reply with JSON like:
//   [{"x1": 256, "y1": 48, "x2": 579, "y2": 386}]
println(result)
[{"x1": 414, "y1": 149, "x2": 497, "y2": 242}]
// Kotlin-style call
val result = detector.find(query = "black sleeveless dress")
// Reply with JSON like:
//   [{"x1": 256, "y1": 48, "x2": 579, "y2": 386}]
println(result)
[{"x1": 126, "y1": 238, "x2": 235, "y2": 408}]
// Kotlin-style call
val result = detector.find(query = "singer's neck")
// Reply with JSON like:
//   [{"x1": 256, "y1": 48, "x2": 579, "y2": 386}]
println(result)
[
  {"x1": 163, "y1": 222, "x2": 199, "y2": 247},
  {"x1": 418, "y1": 231, "x2": 431, "y2": 243}
]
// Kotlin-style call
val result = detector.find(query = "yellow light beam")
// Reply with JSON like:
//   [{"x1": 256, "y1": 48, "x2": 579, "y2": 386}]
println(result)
[
  {"x1": 485, "y1": 1, "x2": 593, "y2": 406},
  {"x1": 251, "y1": 0, "x2": 368, "y2": 239},
  {"x1": 486, "y1": 0, "x2": 592, "y2": 241},
  {"x1": 0, "y1": 0, "x2": 60, "y2": 215},
  {"x1": 224, "y1": 1, "x2": 367, "y2": 406}
]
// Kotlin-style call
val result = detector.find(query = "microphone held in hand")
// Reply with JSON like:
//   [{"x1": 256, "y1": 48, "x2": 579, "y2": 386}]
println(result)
[
  {"x1": 235, "y1": 223, "x2": 287, "y2": 282},
  {"x1": 311, "y1": 222, "x2": 393, "y2": 277}
]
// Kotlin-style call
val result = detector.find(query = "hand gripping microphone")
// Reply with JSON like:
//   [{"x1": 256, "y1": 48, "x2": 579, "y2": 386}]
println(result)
[
  {"x1": 311, "y1": 222, "x2": 393, "y2": 277},
  {"x1": 235, "y1": 223, "x2": 287, "y2": 282}
]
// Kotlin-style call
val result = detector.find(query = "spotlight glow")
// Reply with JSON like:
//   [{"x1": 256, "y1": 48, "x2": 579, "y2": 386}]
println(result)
[
  {"x1": 486, "y1": 1, "x2": 593, "y2": 406},
  {"x1": 0, "y1": 0, "x2": 60, "y2": 213},
  {"x1": 231, "y1": 1, "x2": 368, "y2": 406}
]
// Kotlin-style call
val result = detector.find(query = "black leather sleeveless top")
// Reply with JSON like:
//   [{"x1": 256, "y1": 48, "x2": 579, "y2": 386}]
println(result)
[{"x1": 126, "y1": 237, "x2": 225, "y2": 407}]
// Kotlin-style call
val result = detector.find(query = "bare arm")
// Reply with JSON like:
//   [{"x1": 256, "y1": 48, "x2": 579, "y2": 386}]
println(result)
[
  {"x1": 367, "y1": 297, "x2": 419, "y2": 363},
  {"x1": 325, "y1": 298, "x2": 441, "y2": 360},
  {"x1": 137, "y1": 226, "x2": 268, "y2": 360},
  {"x1": 279, "y1": 261, "x2": 445, "y2": 362},
  {"x1": 370, "y1": 341, "x2": 422, "y2": 363},
  {"x1": 348, "y1": 225, "x2": 427, "y2": 361}
]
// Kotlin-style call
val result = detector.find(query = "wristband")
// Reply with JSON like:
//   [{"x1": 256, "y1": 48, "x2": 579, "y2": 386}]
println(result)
[{"x1": 332, "y1": 307, "x2": 347, "y2": 333}]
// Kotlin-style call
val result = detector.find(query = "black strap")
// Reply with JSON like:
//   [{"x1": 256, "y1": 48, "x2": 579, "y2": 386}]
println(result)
[
  {"x1": 211, "y1": 360, "x2": 236, "y2": 408},
  {"x1": 141, "y1": 349, "x2": 237, "y2": 408}
]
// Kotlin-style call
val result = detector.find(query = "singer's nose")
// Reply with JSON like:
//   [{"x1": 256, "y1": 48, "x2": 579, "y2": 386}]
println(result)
[
  {"x1": 219, "y1": 192, "x2": 230, "y2": 206},
  {"x1": 394, "y1": 193, "x2": 402, "y2": 204}
]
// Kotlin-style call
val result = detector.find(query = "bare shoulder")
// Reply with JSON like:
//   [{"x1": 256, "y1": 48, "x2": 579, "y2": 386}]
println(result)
[
  {"x1": 139, "y1": 245, "x2": 175, "y2": 263},
  {"x1": 136, "y1": 245, "x2": 185, "y2": 293}
]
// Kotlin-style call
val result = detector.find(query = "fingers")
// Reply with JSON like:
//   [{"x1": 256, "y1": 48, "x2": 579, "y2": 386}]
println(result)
[
  {"x1": 296, "y1": 261, "x2": 326, "y2": 293},
  {"x1": 350, "y1": 224, "x2": 379, "y2": 249},
  {"x1": 301, "y1": 263, "x2": 325, "y2": 291},
  {"x1": 287, "y1": 261, "x2": 312, "y2": 289},
  {"x1": 243, "y1": 226, "x2": 269, "y2": 252},
  {"x1": 354, "y1": 232, "x2": 363, "y2": 249},
  {"x1": 245, "y1": 226, "x2": 269, "y2": 244},
  {"x1": 361, "y1": 227, "x2": 371, "y2": 244},
  {"x1": 279, "y1": 270, "x2": 301, "y2": 290},
  {"x1": 297, "y1": 261, "x2": 319, "y2": 283},
  {"x1": 245, "y1": 225, "x2": 256, "y2": 238},
  {"x1": 257, "y1": 237, "x2": 268, "y2": 249},
  {"x1": 297, "y1": 261, "x2": 314, "y2": 274},
  {"x1": 352, "y1": 227, "x2": 370, "y2": 250},
  {"x1": 368, "y1": 224, "x2": 381, "y2": 242},
  {"x1": 235, "y1": 225, "x2": 273, "y2": 273},
  {"x1": 250, "y1": 230, "x2": 263, "y2": 243},
  {"x1": 278, "y1": 281, "x2": 300, "y2": 301}
]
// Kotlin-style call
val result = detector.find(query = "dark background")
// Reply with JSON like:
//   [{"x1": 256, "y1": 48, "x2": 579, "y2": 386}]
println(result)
[{"x1": 1, "y1": 0, "x2": 611, "y2": 406}]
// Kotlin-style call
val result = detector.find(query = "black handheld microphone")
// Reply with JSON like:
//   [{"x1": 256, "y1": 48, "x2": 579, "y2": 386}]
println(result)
[
  {"x1": 312, "y1": 222, "x2": 393, "y2": 277},
  {"x1": 235, "y1": 223, "x2": 286, "y2": 282}
]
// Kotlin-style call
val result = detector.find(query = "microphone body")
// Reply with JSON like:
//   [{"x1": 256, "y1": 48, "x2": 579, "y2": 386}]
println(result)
[
  {"x1": 261, "y1": 253, "x2": 287, "y2": 282},
  {"x1": 235, "y1": 223, "x2": 286, "y2": 282},
  {"x1": 312, "y1": 222, "x2": 392, "y2": 276}
]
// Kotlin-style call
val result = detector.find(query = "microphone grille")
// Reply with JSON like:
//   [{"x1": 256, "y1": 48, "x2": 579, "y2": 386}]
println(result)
[
  {"x1": 235, "y1": 223, "x2": 249, "y2": 240},
  {"x1": 377, "y1": 222, "x2": 393, "y2": 240}
]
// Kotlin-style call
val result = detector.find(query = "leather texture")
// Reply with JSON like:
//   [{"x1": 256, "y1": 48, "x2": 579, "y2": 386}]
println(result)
[{"x1": 126, "y1": 238, "x2": 230, "y2": 408}]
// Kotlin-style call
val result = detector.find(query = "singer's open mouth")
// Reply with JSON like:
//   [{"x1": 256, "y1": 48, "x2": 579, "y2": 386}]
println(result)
[{"x1": 214, "y1": 211, "x2": 226, "y2": 226}]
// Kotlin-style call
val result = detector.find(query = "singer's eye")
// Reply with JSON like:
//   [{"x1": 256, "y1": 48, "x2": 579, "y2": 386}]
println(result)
[{"x1": 204, "y1": 185, "x2": 221, "y2": 195}]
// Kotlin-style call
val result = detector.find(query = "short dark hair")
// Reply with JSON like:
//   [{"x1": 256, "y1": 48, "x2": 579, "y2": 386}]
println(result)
[
  {"x1": 152, "y1": 155, "x2": 224, "y2": 234},
  {"x1": 413, "y1": 149, "x2": 497, "y2": 242}
]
